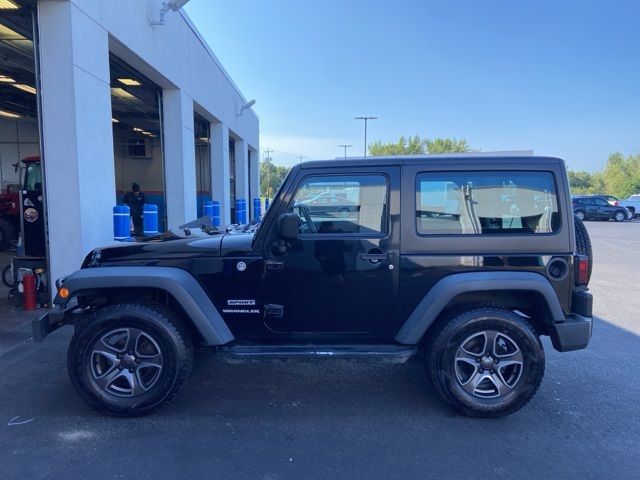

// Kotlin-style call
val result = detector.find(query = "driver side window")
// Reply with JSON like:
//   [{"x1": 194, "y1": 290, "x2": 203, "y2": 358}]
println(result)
[{"x1": 291, "y1": 174, "x2": 388, "y2": 235}]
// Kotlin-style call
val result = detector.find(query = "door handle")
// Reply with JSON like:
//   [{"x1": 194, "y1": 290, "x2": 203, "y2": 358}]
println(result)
[{"x1": 360, "y1": 252, "x2": 394, "y2": 261}]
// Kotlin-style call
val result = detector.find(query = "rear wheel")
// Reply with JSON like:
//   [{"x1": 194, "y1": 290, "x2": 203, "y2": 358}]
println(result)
[
  {"x1": 614, "y1": 210, "x2": 626, "y2": 222},
  {"x1": 426, "y1": 307, "x2": 545, "y2": 418},
  {"x1": 574, "y1": 210, "x2": 586, "y2": 221},
  {"x1": 68, "y1": 302, "x2": 194, "y2": 416}
]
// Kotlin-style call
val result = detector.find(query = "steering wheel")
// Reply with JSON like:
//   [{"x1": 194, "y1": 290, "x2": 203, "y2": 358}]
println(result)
[{"x1": 296, "y1": 205, "x2": 317, "y2": 234}]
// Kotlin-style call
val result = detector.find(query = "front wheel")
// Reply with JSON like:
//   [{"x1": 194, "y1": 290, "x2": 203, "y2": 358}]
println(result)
[
  {"x1": 426, "y1": 307, "x2": 545, "y2": 418},
  {"x1": 68, "y1": 302, "x2": 194, "y2": 416},
  {"x1": 574, "y1": 210, "x2": 586, "y2": 221},
  {"x1": 614, "y1": 210, "x2": 626, "y2": 222}
]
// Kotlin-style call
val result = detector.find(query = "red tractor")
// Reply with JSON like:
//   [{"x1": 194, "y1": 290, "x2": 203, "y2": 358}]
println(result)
[{"x1": 0, "y1": 155, "x2": 44, "y2": 253}]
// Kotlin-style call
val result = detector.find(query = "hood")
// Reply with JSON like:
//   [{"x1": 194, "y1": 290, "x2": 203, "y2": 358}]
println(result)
[{"x1": 82, "y1": 229, "x2": 255, "y2": 267}]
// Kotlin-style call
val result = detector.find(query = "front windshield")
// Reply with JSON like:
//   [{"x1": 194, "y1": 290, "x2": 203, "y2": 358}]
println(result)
[
  {"x1": 251, "y1": 166, "x2": 294, "y2": 239},
  {"x1": 23, "y1": 163, "x2": 42, "y2": 191}
]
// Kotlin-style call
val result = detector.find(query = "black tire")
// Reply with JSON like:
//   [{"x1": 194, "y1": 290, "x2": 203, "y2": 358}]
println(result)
[
  {"x1": 613, "y1": 210, "x2": 626, "y2": 222},
  {"x1": 574, "y1": 215, "x2": 593, "y2": 283},
  {"x1": 426, "y1": 307, "x2": 545, "y2": 418},
  {"x1": 67, "y1": 302, "x2": 194, "y2": 416},
  {"x1": 573, "y1": 209, "x2": 586, "y2": 221},
  {"x1": 0, "y1": 218, "x2": 16, "y2": 251},
  {"x1": 2, "y1": 264, "x2": 14, "y2": 288}
]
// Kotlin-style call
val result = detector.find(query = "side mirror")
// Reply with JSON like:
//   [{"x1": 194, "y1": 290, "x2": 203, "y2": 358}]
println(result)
[{"x1": 277, "y1": 212, "x2": 299, "y2": 241}]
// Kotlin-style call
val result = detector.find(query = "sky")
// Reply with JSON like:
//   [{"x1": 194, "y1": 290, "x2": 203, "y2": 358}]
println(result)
[{"x1": 184, "y1": 0, "x2": 639, "y2": 170}]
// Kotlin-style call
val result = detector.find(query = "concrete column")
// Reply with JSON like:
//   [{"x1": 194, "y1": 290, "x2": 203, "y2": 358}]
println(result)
[
  {"x1": 248, "y1": 148, "x2": 260, "y2": 219},
  {"x1": 38, "y1": 1, "x2": 115, "y2": 286},
  {"x1": 162, "y1": 89, "x2": 196, "y2": 228},
  {"x1": 210, "y1": 122, "x2": 231, "y2": 225},
  {"x1": 235, "y1": 138, "x2": 249, "y2": 206}
]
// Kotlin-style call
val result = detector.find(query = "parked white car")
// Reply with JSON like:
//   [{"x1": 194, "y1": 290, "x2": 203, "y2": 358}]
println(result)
[{"x1": 619, "y1": 194, "x2": 640, "y2": 218}]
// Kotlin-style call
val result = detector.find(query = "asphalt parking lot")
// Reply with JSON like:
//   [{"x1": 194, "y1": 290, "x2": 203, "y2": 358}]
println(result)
[{"x1": 1, "y1": 220, "x2": 639, "y2": 480}]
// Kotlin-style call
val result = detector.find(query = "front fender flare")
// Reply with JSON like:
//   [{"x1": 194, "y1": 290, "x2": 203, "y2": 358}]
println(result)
[
  {"x1": 56, "y1": 266, "x2": 234, "y2": 346},
  {"x1": 394, "y1": 271, "x2": 565, "y2": 345}
]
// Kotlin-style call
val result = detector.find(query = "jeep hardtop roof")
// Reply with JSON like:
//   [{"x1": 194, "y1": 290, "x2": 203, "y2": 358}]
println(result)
[{"x1": 297, "y1": 154, "x2": 564, "y2": 170}]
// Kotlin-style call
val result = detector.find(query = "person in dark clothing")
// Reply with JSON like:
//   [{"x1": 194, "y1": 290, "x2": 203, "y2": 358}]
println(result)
[{"x1": 122, "y1": 182, "x2": 146, "y2": 236}]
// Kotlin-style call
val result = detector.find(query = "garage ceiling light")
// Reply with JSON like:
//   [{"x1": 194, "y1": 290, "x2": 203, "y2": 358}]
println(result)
[
  {"x1": 0, "y1": 0, "x2": 19, "y2": 10},
  {"x1": 0, "y1": 74, "x2": 14, "y2": 83},
  {"x1": 0, "y1": 109, "x2": 20, "y2": 118},
  {"x1": 118, "y1": 78, "x2": 141, "y2": 86},
  {"x1": 112, "y1": 118, "x2": 119, "y2": 123},
  {"x1": 13, "y1": 83, "x2": 36, "y2": 94},
  {"x1": 132, "y1": 127, "x2": 144, "y2": 132},
  {"x1": 0, "y1": 23, "x2": 25, "y2": 40},
  {"x1": 111, "y1": 87, "x2": 138, "y2": 101}
]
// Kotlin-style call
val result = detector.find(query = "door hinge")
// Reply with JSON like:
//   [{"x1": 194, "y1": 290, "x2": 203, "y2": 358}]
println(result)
[
  {"x1": 264, "y1": 304, "x2": 284, "y2": 318},
  {"x1": 265, "y1": 259, "x2": 285, "y2": 271}
]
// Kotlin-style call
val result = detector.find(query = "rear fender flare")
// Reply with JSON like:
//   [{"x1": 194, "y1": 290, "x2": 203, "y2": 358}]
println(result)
[{"x1": 395, "y1": 271, "x2": 564, "y2": 345}]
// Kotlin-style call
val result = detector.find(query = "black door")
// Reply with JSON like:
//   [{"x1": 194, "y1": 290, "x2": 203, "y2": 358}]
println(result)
[
  {"x1": 262, "y1": 167, "x2": 400, "y2": 336},
  {"x1": 21, "y1": 161, "x2": 46, "y2": 257},
  {"x1": 582, "y1": 198, "x2": 598, "y2": 219},
  {"x1": 594, "y1": 197, "x2": 611, "y2": 219}
]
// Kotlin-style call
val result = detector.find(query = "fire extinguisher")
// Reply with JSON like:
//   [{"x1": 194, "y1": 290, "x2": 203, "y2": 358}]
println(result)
[{"x1": 22, "y1": 272, "x2": 37, "y2": 311}]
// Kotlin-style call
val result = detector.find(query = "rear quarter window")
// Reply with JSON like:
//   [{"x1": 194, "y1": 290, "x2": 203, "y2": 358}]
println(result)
[{"x1": 416, "y1": 171, "x2": 560, "y2": 235}]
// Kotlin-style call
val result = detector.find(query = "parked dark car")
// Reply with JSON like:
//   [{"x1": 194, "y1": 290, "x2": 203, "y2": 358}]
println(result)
[
  {"x1": 572, "y1": 195, "x2": 629, "y2": 222},
  {"x1": 295, "y1": 192, "x2": 360, "y2": 218}
]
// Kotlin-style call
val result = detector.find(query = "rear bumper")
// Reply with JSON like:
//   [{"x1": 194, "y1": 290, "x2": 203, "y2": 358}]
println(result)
[
  {"x1": 549, "y1": 291, "x2": 593, "y2": 352},
  {"x1": 32, "y1": 305, "x2": 77, "y2": 342}
]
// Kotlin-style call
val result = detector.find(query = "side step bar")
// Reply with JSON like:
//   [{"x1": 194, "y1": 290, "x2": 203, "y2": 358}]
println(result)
[{"x1": 220, "y1": 344, "x2": 417, "y2": 364}]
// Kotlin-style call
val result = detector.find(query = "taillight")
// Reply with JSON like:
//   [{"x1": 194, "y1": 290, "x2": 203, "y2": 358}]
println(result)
[
  {"x1": 575, "y1": 255, "x2": 589, "y2": 286},
  {"x1": 613, "y1": 201, "x2": 619, "y2": 206}
]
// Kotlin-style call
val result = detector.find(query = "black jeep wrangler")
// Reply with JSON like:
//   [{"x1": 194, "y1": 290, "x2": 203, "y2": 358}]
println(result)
[{"x1": 35, "y1": 155, "x2": 593, "y2": 418}]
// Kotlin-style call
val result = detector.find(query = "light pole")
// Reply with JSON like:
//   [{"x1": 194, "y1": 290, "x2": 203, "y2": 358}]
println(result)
[
  {"x1": 264, "y1": 149, "x2": 273, "y2": 198},
  {"x1": 338, "y1": 144, "x2": 353, "y2": 158},
  {"x1": 354, "y1": 116, "x2": 377, "y2": 157}
]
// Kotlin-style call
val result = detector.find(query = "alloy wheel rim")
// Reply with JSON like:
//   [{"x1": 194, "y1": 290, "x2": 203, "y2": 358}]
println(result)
[
  {"x1": 615, "y1": 212, "x2": 624, "y2": 221},
  {"x1": 454, "y1": 330, "x2": 524, "y2": 399},
  {"x1": 89, "y1": 327, "x2": 164, "y2": 397}
]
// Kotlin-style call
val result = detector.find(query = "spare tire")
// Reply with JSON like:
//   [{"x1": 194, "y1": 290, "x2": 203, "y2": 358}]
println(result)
[{"x1": 574, "y1": 215, "x2": 593, "y2": 283}]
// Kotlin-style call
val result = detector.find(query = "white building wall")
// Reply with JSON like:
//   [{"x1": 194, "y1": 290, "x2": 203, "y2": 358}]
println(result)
[
  {"x1": 38, "y1": 0, "x2": 116, "y2": 284},
  {"x1": 162, "y1": 88, "x2": 197, "y2": 227},
  {"x1": 210, "y1": 122, "x2": 231, "y2": 225},
  {"x1": 235, "y1": 138, "x2": 249, "y2": 206},
  {"x1": 36, "y1": 0, "x2": 259, "y2": 287}
]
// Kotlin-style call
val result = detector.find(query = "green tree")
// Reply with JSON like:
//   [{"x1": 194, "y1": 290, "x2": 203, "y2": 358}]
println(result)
[
  {"x1": 425, "y1": 137, "x2": 471, "y2": 154},
  {"x1": 567, "y1": 170, "x2": 595, "y2": 193},
  {"x1": 369, "y1": 135, "x2": 471, "y2": 156},
  {"x1": 260, "y1": 158, "x2": 289, "y2": 198},
  {"x1": 568, "y1": 152, "x2": 640, "y2": 198},
  {"x1": 602, "y1": 152, "x2": 640, "y2": 198}
]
